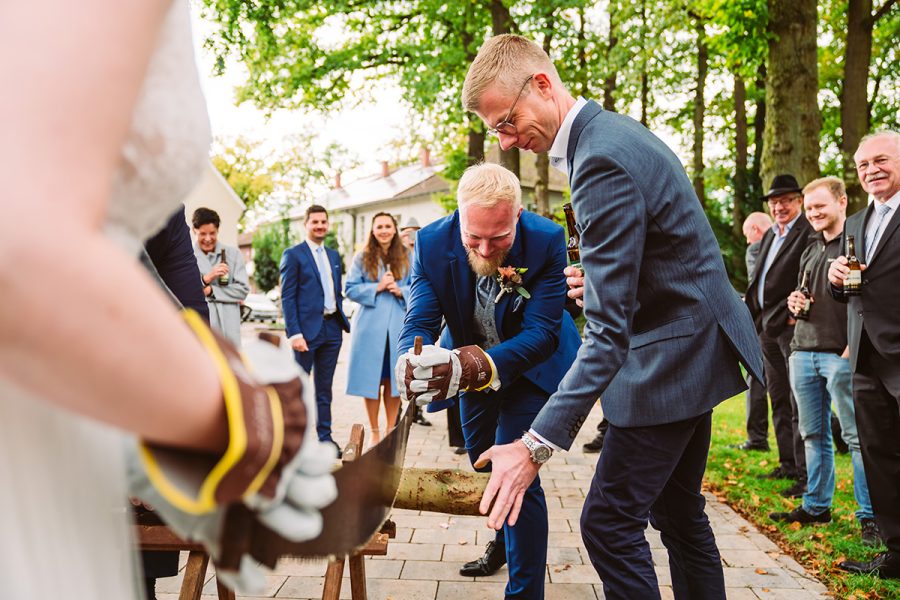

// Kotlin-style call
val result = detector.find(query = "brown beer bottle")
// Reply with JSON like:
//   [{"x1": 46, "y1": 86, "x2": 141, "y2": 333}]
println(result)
[
  {"x1": 217, "y1": 249, "x2": 230, "y2": 285},
  {"x1": 562, "y1": 203, "x2": 581, "y2": 268},
  {"x1": 794, "y1": 270, "x2": 811, "y2": 320},
  {"x1": 845, "y1": 235, "x2": 861, "y2": 296}
]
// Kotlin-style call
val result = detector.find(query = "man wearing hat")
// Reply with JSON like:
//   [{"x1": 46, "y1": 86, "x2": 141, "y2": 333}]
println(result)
[
  {"x1": 399, "y1": 217, "x2": 421, "y2": 252},
  {"x1": 745, "y1": 174, "x2": 813, "y2": 498}
]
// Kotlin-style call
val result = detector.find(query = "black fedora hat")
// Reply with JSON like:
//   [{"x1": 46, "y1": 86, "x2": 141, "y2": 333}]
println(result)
[{"x1": 762, "y1": 174, "x2": 802, "y2": 200}]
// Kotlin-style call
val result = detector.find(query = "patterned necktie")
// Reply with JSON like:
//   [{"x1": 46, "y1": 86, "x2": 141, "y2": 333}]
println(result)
[
  {"x1": 315, "y1": 246, "x2": 336, "y2": 313},
  {"x1": 865, "y1": 202, "x2": 892, "y2": 263}
]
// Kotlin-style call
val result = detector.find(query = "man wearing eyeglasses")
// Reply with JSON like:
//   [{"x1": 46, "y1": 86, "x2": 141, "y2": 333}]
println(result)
[
  {"x1": 745, "y1": 175, "x2": 813, "y2": 500},
  {"x1": 459, "y1": 35, "x2": 763, "y2": 600}
]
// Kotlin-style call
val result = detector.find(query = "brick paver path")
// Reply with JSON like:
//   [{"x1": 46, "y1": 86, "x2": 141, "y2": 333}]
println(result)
[{"x1": 156, "y1": 328, "x2": 829, "y2": 599}]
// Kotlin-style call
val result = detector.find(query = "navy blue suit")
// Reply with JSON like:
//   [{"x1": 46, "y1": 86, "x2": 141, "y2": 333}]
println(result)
[
  {"x1": 281, "y1": 241, "x2": 350, "y2": 441},
  {"x1": 531, "y1": 102, "x2": 763, "y2": 599},
  {"x1": 399, "y1": 210, "x2": 581, "y2": 599}
]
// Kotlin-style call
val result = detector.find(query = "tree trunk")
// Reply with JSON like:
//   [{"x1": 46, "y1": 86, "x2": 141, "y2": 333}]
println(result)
[
  {"x1": 491, "y1": 0, "x2": 520, "y2": 177},
  {"x1": 734, "y1": 74, "x2": 749, "y2": 226},
  {"x1": 733, "y1": 73, "x2": 750, "y2": 281},
  {"x1": 639, "y1": 0, "x2": 649, "y2": 126},
  {"x1": 750, "y1": 66, "x2": 766, "y2": 202},
  {"x1": 393, "y1": 468, "x2": 489, "y2": 515},
  {"x1": 760, "y1": 0, "x2": 821, "y2": 187},
  {"x1": 467, "y1": 121, "x2": 486, "y2": 166},
  {"x1": 532, "y1": 21, "x2": 555, "y2": 218},
  {"x1": 692, "y1": 18, "x2": 708, "y2": 206},
  {"x1": 841, "y1": 0, "x2": 874, "y2": 214},
  {"x1": 603, "y1": 1, "x2": 619, "y2": 111}
]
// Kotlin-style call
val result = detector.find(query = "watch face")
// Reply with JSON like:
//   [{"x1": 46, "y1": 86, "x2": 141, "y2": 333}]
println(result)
[{"x1": 533, "y1": 445, "x2": 552, "y2": 463}]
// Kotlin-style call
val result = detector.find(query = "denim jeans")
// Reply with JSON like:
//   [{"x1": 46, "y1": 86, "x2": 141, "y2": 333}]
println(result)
[{"x1": 789, "y1": 351, "x2": 873, "y2": 520}]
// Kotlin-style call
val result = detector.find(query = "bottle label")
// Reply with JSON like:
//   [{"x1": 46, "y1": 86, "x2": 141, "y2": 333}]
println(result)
[{"x1": 847, "y1": 270, "x2": 861, "y2": 286}]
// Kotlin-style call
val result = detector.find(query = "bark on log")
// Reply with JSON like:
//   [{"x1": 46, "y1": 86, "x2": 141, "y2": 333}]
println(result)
[{"x1": 393, "y1": 468, "x2": 490, "y2": 516}]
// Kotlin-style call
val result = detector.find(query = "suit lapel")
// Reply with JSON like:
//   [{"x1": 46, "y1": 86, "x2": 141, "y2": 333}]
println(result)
[
  {"x1": 767, "y1": 215, "x2": 808, "y2": 268},
  {"x1": 566, "y1": 100, "x2": 603, "y2": 174},
  {"x1": 448, "y1": 216, "x2": 475, "y2": 341},
  {"x1": 866, "y1": 203, "x2": 899, "y2": 266},
  {"x1": 493, "y1": 221, "x2": 526, "y2": 333},
  {"x1": 299, "y1": 243, "x2": 323, "y2": 286}
]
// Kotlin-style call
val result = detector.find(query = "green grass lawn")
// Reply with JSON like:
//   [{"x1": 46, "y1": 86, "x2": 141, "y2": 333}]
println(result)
[{"x1": 706, "y1": 393, "x2": 899, "y2": 599}]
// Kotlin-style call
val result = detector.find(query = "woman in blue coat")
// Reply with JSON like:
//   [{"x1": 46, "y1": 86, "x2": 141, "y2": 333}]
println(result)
[{"x1": 345, "y1": 212, "x2": 412, "y2": 444}]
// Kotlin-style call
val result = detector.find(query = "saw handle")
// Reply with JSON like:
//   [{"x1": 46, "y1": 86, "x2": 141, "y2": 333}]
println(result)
[{"x1": 413, "y1": 335, "x2": 423, "y2": 356}]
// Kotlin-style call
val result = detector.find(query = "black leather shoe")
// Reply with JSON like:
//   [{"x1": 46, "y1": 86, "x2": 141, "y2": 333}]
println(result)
[
  {"x1": 453, "y1": 446, "x2": 468, "y2": 455},
  {"x1": 459, "y1": 540, "x2": 506, "y2": 577},
  {"x1": 769, "y1": 506, "x2": 830, "y2": 524},
  {"x1": 780, "y1": 479, "x2": 807, "y2": 499},
  {"x1": 582, "y1": 432, "x2": 605, "y2": 453},
  {"x1": 413, "y1": 412, "x2": 432, "y2": 426},
  {"x1": 758, "y1": 465, "x2": 796, "y2": 480},
  {"x1": 861, "y1": 519, "x2": 883, "y2": 547},
  {"x1": 731, "y1": 440, "x2": 770, "y2": 451},
  {"x1": 838, "y1": 552, "x2": 900, "y2": 579}
]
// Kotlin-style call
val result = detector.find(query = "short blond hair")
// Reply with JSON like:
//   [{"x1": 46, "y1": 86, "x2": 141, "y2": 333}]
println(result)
[
  {"x1": 457, "y1": 163, "x2": 522, "y2": 210},
  {"x1": 803, "y1": 176, "x2": 846, "y2": 200},
  {"x1": 462, "y1": 34, "x2": 560, "y2": 113}
]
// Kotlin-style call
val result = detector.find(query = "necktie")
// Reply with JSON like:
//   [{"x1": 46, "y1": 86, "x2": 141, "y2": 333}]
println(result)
[
  {"x1": 865, "y1": 203, "x2": 892, "y2": 263},
  {"x1": 316, "y1": 246, "x2": 336, "y2": 313}
]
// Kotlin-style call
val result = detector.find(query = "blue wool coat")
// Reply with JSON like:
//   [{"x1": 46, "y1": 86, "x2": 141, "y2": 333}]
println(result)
[{"x1": 344, "y1": 251, "x2": 412, "y2": 398}]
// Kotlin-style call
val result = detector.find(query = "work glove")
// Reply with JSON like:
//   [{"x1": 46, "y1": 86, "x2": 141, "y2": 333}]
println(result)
[
  {"x1": 395, "y1": 343, "x2": 495, "y2": 406},
  {"x1": 128, "y1": 310, "x2": 337, "y2": 594}
]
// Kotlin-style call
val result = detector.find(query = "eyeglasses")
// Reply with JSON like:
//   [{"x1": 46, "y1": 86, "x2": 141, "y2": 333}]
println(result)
[
  {"x1": 767, "y1": 196, "x2": 801, "y2": 207},
  {"x1": 486, "y1": 75, "x2": 534, "y2": 138}
]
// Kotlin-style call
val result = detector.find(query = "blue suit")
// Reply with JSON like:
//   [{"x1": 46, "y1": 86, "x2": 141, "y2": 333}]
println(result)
[
  {"x1": 281, "y1": 241, "x2": 350, "y2": 441},
  {"x1": 399, "y1": 210, "x2": 581, "y2": 599},
  {"x1": 532, "y1": 101, "x2": 764, "y2": 600}
]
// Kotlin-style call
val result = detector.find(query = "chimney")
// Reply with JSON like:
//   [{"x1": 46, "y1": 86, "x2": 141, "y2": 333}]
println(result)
[
  {"x1": 420, "y1": 146, "x2": 431, "y2": 167},
  {"x1": 334, "y1": 171, "x2": 342, "y2": 189},
  {"x1": 381, "y1": 160, "x2": 391, "y2": 178}
]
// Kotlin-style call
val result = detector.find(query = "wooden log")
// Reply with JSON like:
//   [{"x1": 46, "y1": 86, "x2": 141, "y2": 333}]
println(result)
[{"x1": 392, "y1": 468, "x2": 490, "y2": 515}]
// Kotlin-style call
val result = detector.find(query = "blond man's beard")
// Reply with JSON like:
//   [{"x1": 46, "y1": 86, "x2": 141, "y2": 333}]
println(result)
[{"x1": 466, "y1": 248, "x2": 509, "y2": 277}]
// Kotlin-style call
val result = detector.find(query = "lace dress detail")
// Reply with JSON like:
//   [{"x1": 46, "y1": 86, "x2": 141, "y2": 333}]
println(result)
[{"x1": 0, "y1": 2, "x2": 211, "y2": 597}]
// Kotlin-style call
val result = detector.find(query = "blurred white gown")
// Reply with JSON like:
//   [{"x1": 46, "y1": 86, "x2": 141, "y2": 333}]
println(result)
[{"x1": 0, "y1": 2, "x2": 210, "y2": 597}]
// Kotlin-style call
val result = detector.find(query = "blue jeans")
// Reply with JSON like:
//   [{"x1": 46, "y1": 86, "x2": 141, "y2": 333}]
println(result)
[{"x1": 789, "y1": 351, "x2": 873, "y2": 520}]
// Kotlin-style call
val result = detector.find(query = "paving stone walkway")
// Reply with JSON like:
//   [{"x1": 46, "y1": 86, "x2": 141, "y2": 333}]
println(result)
[{"x1": 157, "y1": 329, "x2": 830, "y2": 599}]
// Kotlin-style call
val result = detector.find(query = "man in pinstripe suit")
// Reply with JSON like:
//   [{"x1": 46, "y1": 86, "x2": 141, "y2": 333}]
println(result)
[{"x1": 461, "y1": 35, "x2": 764, "y2": 599}]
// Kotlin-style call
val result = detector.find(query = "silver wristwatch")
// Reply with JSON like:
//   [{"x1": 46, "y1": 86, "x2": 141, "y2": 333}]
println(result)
[{"x1": 521, "y1": 433, "x2": 553, "y2": 464}]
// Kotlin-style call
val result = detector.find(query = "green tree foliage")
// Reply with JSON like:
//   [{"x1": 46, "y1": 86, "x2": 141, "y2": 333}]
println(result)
[
  {"x1": 211, "y1": 136, "x2": 275, "y2": 213},
  {"x1": 199, "y1": 0, "x2": 897, "y2": 290},
  {"x1": 251, "y1": 219, "x2": 297, "y2": 292}
]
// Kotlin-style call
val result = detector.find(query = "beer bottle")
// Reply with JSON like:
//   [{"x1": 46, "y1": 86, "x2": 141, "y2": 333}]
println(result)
[
  {"x1": 563, "y1": 203, "x2": 581, "y2": 268},
  {"x1": 794, "y1": 270, "x2": 811, "y2": 320},
  {"x1": 845, "y1": 235, "x2": 861, "y2": 296},
  {"x1": 217, "y1": 249, "x2": 230, "y2": 286}
]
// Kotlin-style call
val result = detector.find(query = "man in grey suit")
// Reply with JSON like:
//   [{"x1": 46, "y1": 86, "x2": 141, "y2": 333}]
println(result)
[{"x1": 458, "y1": 35, "x2": 763, "y2": 599}]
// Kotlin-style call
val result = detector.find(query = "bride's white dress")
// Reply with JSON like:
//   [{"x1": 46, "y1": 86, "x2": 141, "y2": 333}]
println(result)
[{"x1": 0, "y1": 2, "x2": 211, "y2": 597}]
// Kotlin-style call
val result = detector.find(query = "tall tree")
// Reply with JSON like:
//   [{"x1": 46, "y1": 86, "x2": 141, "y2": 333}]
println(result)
[
  {"x1": 840, "y1": 0, "x2": 898, "y2": 212},
  {"x1": 691, "y1": 13, "x2": 709, "y2": 205},
  {"x1": 760, "y1": 0, "x2": 821, "y2": 186}
]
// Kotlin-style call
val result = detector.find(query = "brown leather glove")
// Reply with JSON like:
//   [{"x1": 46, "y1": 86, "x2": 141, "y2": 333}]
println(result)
[{"x1": 400, "y1": 343, "x2": 495, "y2": 405}]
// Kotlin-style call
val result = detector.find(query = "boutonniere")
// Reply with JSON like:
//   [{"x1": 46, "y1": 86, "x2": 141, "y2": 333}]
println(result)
[{"x1": 495, "y1": 266, "x2": 531, "y2": 303}]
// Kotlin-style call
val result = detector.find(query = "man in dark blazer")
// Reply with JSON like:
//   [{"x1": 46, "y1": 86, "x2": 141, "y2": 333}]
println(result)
[
  {"x1": 397, "y1": 163, "x2": 581, "y2": 599},
  {"x1": 829, "y1": 131, "x2": 900, "y2": 579},
  {"x1": 458, "y1": 35, "x2": 763, "y2": 600},
  {"x1": 744, "y1": 174, "x2": 813, "y2": 497},
  {"x1": 280, "y1": 205, "x2": 350, "y2": 454},
  {"x1": 140, "y1": 205, "x2": 209, "y2": 600}
]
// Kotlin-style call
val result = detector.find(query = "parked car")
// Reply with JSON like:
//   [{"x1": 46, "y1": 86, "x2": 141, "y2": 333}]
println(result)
[{"x1": 242, "y1": 293, "x2": 281, "y2": 322}]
